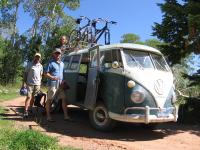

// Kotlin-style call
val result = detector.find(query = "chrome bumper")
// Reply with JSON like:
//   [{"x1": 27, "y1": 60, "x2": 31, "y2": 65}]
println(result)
[{"x1": 109, "y1": 106, "x2": 178, "y2": 124}]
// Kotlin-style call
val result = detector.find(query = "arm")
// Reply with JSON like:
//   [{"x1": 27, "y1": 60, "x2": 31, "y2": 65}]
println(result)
[
  {"x1": 22, "y1": 71, "x2": 27, "y2": 87},
  {"x1": 43, "y1": 72, "x2": 59, "y2": 81}
]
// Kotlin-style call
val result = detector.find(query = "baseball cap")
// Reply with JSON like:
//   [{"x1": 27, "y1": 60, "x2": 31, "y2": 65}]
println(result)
[
  {"x1": 53, "y1": 48, "x2": 61, "y2": 54},
  {"x1": 34, "y1": 53, "x2": 41, "y2": 57}
]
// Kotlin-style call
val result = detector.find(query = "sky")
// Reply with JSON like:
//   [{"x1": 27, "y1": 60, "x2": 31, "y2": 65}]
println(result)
[{"x1": 17, "y1": 0, "x2": 164, "y2": 44}]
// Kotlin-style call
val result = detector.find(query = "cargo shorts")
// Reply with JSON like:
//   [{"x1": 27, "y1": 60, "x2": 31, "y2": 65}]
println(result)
[{"x1": 27, "y1": 85, "x2": 40, "y2": 98}]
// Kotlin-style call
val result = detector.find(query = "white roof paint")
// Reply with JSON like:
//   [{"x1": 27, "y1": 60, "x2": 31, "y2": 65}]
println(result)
[{"x1": 68, "y1": 43, "x2": 162, "y2": 55}]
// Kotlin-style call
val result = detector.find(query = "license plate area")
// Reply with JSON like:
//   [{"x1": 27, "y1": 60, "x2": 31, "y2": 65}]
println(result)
[{"x1": 157, "y1": 108, "x2": 173, "y2": 118}]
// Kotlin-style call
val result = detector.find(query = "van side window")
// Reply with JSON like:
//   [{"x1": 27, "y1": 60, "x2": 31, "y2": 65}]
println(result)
[
  {"x1": 112, "y1": 49, "x2": 122, "y2": 67},
  {"x1": 79, "y1": 53, "x2": 89, "y2": 74},
  {"x1": 69, "y1": 55, "x2": 81, "y2": 71},
  {"x1": 78, "y1": 53, "x2": 89, "y2": 84},
  {"x1": 63, "y1": 56, "x2": 71, "y2": 72},
  {"x1": 101, "y1": 49, "x2": 122, "y2": 68}
]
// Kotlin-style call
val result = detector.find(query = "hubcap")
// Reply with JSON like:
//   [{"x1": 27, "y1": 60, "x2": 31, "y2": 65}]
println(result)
[{"x1": 94, "y1": 107, "x2": 108, "y2": 125}]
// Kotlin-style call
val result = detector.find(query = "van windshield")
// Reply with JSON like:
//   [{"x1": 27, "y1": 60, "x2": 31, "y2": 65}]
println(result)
[
  {"x1": 123, "y1": 49, "x2": 170, "y2": 71},
  {"x1": 124, "y1": 49, "x2": 154, "y2": 69},
  {"x1": 151, "y1": 53, "x2": 170, "y2": 71}
]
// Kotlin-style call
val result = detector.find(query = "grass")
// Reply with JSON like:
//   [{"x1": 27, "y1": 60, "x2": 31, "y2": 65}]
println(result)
[
  {"x1": 0, "y1": 83, "x2": 80, "y2": 150},
  {"x1": 0, "y1": 105, "x2": 80, "y2": 150},
  {"x1": 0, "y1": 106, "x2": 13, "y2": 128},
  {"x1": 0, "y1": 83, "x2": 48, "y2": 102},
  {"x1": 0, "y1": 84, "x2": 20, "y2": 101}
]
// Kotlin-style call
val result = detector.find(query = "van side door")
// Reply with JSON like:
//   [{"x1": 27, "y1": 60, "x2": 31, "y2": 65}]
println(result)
[
  {"x1": 63, "y1": 54, "x2": 82, "y2": 103},
  {"x1": 84, "y1": 46, "x2": 100, "y2": 109}
]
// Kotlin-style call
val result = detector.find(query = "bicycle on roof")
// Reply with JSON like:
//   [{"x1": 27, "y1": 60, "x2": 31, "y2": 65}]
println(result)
[
  {"x1": 92, "y1": 18, "x2": 117, "y2": 45},
  {"x1": 69, "y1": 16, "x2": 117, "y2": 49},
  {"x1": 69, "y1": 16, "x2": 93, "y2": 48}
]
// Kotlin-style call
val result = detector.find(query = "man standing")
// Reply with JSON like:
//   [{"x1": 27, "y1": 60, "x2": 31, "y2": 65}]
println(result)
[
  {"x1": 22, "y1": 53, "x2": 43, "y2": 117},
  {"x1": 56, "y1": 35, "x2": 69, "y2": 54},
  {"x1": 44, "y1": 48, "x2": 69, "y2": 122}
]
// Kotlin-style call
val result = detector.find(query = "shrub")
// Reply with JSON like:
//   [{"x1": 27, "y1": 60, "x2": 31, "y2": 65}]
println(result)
[{"x1": 8, "y1": 130, "x2": 59, "y2": 150}]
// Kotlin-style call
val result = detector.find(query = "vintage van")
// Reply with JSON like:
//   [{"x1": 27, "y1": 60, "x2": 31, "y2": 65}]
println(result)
[{"x1": 62, "y1": 43, "x2": 178, "y2": 131}]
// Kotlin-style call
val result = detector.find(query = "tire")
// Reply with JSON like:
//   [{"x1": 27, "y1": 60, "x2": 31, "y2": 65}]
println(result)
[{"x1": 89, "y1": 103, "x2": 116, "y2": 131}]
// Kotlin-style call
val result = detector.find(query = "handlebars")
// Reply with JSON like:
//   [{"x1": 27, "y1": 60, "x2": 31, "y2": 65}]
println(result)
[
  {"x1": 95, "y1": 18, "x2": 117, "y2": 25},
  {"x1": 76, "y1": 16, "x2": 117, "y2": 26},
  {"x1": 76, "y1": 16, "x2": 91, "y2": 24}
]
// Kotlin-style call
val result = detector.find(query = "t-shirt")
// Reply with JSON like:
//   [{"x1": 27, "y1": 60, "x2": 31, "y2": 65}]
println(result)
[
  {"x1": 45, "y1": 59, "x2": 64, "y2": 87},
  {"x1": 26, "y1": 61, "x2": 43, "y2": 85}
]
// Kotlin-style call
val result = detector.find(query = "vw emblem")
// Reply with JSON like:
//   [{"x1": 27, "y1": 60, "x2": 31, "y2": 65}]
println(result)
[{"x1": 154, "y1": 79, "x2": 164, "y2": 95}]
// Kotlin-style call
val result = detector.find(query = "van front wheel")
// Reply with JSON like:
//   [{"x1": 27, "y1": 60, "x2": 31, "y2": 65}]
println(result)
[{"x1": 89, "y1": 103, "x2": 116, "y2": 131}]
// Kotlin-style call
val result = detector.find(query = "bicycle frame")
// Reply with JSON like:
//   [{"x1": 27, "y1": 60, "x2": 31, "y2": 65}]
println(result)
[
  {"x1": 71, "y1": 16, "x2": 94, "y2": 45},
  {"x1": 69, "y1": 16, "x2": 117, "y2": 48},
  {"x1": 92, "y1": 18, "x2": 117, "y2": 45}
]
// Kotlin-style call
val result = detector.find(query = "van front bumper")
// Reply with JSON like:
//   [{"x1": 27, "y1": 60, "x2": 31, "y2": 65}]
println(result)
[{"x1": 108, "y1": 106, "x2": 178, "y2": 124}]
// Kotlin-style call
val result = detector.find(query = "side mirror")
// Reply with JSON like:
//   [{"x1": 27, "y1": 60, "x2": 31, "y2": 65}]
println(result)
[{"x1": 112, "y1": 61, "x2": 119, "y2": 69}]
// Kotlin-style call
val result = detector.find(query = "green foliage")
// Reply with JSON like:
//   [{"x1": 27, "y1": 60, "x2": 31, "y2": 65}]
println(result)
[
  {"x1": 178, "y1": 98, "x2": 200, "y2": 124},
  {"x1": 0, "y1": 128, "x2": 78, "y2": 150},
  {"x1": 0, "y1": 0, "x2": 79, "y2": 85},
  {"x1": 120, "y1": 33, "x2": 165, "y2": 49},
  {"x1": 0, "y1": 104, "x2": 79, "y2": 150},
  {"x1": 8, "y1": 130, "x2": 58, "y2": 150},
  {"x1": 0, "y1": 82, "x2": 21, "y2": 101},
  {"x1": 0, "y1": 36, "x2": 24, "y2": 84},
  {"x1": 145, "y1": 39, "x2": 164, "y2": 49},
  {"x1": 120, "y1": 33, "x2": 140, "y2": 43},
  {"x1": 152, "y1": 0, "x2": 200, "y2": 99},
  {"x1": 153, "y1": 0, "x2": 200, "y2": 64}
]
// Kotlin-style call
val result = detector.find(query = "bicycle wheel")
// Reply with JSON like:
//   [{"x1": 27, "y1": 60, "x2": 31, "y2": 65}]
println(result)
[
  {"x1": 69, "y1": 29, "x2": 81, "y2": 48},
  {"x1": 80, "y1": 30, "x2": 89, "y2": 47},
  {"x1": 105, "y1": 30, "x2": 110, "y2": 45}
]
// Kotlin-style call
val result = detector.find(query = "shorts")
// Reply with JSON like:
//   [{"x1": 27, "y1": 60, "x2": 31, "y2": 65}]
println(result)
[
  {"x1": 47, "y1": 86, "x2": 67, "y2": 103},
  {"x1": 47, "y1": 86, "x2": 58, "y2": 100},
  {"x1": 27, "y1": 85, "x2": 40, "y2": 98}
]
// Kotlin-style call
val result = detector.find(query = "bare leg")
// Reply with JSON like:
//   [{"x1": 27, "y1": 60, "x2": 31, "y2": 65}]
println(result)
[
  {"x1": 45, "y1": 99, "x2": 52, "y2": 120},
  {"x1": 29, "y1": 96, "x2": 34, "y2": 110},
  {"x1": 24, "y1": 96, "x2": 31, "y2": 111},
  {"x1": 62, "y1": 98, "x2": 69, "y2": 119}
]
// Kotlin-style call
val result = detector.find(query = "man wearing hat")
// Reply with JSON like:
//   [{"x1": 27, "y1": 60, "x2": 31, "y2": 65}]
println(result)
[
  {"x1": 44, "y1": 48, "x2": 69, "y2": 122},
  {"x1": 22, "y1": 52, "x2": 43, "y2": 117}
]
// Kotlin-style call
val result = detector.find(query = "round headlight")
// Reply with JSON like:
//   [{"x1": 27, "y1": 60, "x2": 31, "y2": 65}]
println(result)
[
  {"x1": 127, "y1": 80, "x2": 136, "y2": 88},
  {"x1": 131, "y1": 91, "x2": 145, "y2": 103}
]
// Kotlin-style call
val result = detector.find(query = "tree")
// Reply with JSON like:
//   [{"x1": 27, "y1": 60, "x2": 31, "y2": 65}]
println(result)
[
  {"x1": 120, "y1": 33, "x2": 140, "y2": 43},
  {"x1": 152, "y1": 0, "x2": 200, "y2": 99},
  {"x1": 152, "y1": 0, "x2": 200, "y2": 65},
  {"x1": 0, "y1": 0, "x2": 23, "y2": 84},
  {"x1": 23, "y1": 0, "x2": 79, "y2": 40},
  {"x1": 0, "y1": 0, "x2": 80, "y2": 84},
  {"x1": 145, "y1": 39, "x2": 164, "y2": 49}
]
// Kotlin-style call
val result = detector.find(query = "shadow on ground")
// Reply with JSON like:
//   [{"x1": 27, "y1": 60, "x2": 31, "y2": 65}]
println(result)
[{"x1": 1, "y1": 105, "x2": 200, "y2": 142}]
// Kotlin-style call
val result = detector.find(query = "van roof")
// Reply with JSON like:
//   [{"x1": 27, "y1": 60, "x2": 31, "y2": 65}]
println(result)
[{"x1": 68, "y1": 43, "x2": 162, "y2": 55}]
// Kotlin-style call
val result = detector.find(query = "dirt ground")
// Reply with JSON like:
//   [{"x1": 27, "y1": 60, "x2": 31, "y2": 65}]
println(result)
[{"x1": 0, "y1": 97, "x2": 200, "y2": 150}]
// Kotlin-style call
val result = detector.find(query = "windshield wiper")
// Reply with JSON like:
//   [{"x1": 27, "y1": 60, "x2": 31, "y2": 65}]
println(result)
[{"x1": 129, "y1": 54, "x2": 143, "y2": 69}]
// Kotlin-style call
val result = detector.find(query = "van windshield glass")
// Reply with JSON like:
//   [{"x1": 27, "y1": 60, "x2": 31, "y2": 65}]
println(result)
[
  {"x1": 151, "y1": 53, "x2": 170, "y2": 71},
  {"x1": 124, "y1": 49, "x2": 154, "y2": 69}
]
